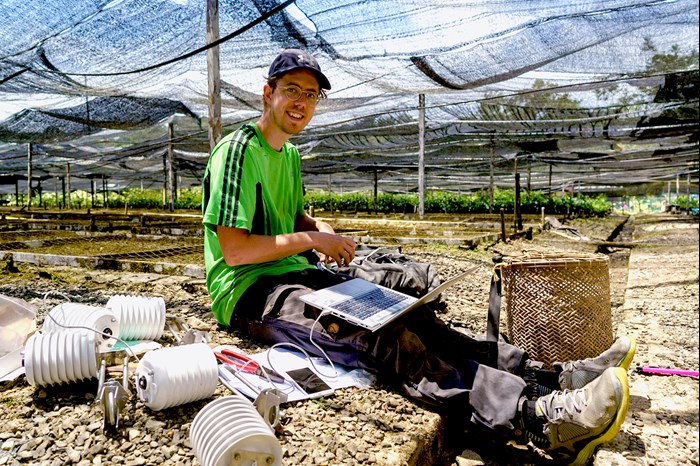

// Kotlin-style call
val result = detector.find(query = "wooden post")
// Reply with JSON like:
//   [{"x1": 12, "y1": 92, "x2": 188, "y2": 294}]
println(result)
[
  {"x1": 54, "y1": 177, "x2": 59, "y2": 209},
  {"x1": 162, "y1": 151, "x2": 168, "y2": 208},
  {"x1": 500, "y1": 208, "x2": 506, "y2": 242},
  {"x1": 61, "y1": 176, "x2": 66, "y2": 209},
  {"x1": 512, "y1": 154, "x2": 518, "y2": 229},
  {"x1": 66, "y1": 163, "x2": 71, "y2": 209},
  {"x1": 167, "y1": 121, "x2": 175, "y2": 212},
  {"x1": 14, "y1": 178, "x2": 19, "y2": 207},
  {"x1": 102, "y1": 175, "x2": 107, "y2": 207},
  {"x1": 206, "y1": 0, "x2": 222, "y2": 152},
  {"x1": 26, "y1": 143, "x2": 32, "y2": 210},
  {"x1": 91, "y1": 178, "x2": 96, "y2": 209},
  {"x1": 328, "y1": 174, "x2": 333, "y2": 212},
  {"x1": 526, "y1": 154, "x2": 531, "y2": 198},
  {"x1": 541, "y1": 206, "x2": 545, "y2": 229},
  {"x1": 418, "y1": 93, "x2": 425, "y2": 219},
  {"x1": 489, "y1": 134, "x2": 494, "y2": 213},
  {"x1": 515, "y1": 173, "x2": 522, "y2": 231},
  {"x1": 373, "y1": 168, "x2": 378, "y2": 214},
  {"x1": 667, "y1": 180, "x2": 671, "y2": 206},
  {"x1": 548, "y1": 164, "x2": 552, "y2": 197},
  {"x1": 176, "y1": 174, "x2": 180, "y2": 203},
  {"x1": 686, "y1": 173, "x2": 691, "y2": 213}
]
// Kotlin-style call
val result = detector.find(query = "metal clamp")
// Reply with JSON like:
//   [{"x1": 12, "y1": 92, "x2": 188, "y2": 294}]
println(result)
[
  {"x1": 96, "y1": 353, "x2": 130, "y2": 431},
  {"x1": 218, "y1": 368, "x2": 288, "y2": 429},
  {"x1": 165, "y1": 316, "x2": 212, "y2": 345},
  {"x1": 253, "y1": 388, "x2": 288, "y2": 429}
]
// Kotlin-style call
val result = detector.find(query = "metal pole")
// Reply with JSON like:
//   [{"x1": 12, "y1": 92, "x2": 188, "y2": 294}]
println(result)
[
  {"x1": 418, "y1": 94, "x2": 425, "y2": 219},
  {"x1": 206, "y1": 0, "x2": 222, "y2": 152}
]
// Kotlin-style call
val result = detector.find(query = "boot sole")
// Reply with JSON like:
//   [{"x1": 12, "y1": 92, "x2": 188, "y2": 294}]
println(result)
[
  {"x1": 570, "y1": 367, "x2": 630, "y2": 466},
  {"x1": 617, "y1": 336, "x2": 636, "y2": 371}
]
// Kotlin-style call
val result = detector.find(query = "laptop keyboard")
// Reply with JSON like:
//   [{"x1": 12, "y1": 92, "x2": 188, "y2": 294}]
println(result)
[{"x1": 333, "y1": 287, "x2": 408, "y2": 320}]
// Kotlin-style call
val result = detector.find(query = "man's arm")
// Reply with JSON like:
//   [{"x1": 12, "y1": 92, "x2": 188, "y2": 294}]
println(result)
[{"x1": 217, "y1": 215, "x2": 355, "y2": 267}]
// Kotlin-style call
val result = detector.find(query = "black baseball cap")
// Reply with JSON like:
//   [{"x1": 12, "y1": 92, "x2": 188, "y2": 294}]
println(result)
[{"x1": 267, "y1": 49, "x2": 331, "y2": 90}]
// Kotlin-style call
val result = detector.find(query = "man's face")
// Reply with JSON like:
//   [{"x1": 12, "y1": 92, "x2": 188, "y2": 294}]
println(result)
[{"x1": 264, "y1": 69, "x2": 320, "y2": 137}]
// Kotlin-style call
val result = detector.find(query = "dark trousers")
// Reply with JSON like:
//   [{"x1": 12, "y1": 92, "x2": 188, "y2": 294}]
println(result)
[{"x1": 233, "y1": 268, "x2": 528, "y2": 431}]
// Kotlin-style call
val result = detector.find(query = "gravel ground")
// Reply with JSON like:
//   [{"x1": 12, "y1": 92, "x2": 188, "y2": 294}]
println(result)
[{"x1": 0, "y1": 213, "x2": 697, "y2": 466}]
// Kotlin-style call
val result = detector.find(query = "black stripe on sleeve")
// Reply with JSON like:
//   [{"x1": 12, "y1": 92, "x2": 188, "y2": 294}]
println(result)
[{"x1": 219, "y1": 124, "x2": 257, "y2": 226}]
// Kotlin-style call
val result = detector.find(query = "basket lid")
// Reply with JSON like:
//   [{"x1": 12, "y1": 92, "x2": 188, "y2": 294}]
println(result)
[{"x1": 496, "y1": 250, "x2": 609, "y2": 269}]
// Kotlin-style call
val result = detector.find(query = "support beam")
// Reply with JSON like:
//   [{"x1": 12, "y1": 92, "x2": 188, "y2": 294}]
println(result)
[
  {"x1": 206, "y1": 0, "x2": 222, "y2": 152},
  {"x1": 66, "y1": 163, "x2": 71, "y2": 209},
  {"x1": 328, "y1": 174, "x2": 333, "y2": 212},
  {"x1": 91, "y1": 178, "x2": 96, "y2": 209},
  {"x1": 489, "y1": 134, "x2": 494, "y2": 213},
  {"x1": 162, "y1": 151, "x2": 168, "y2": 208},
  {"x1": 515, "y1": 173, "x2": 522, "y2": 231},
  {"x1": 26, "y1": 143, "x2": 32, "y2": 210},
  {"x1": 526, "y1": 155, "x2": 531, "y2": 197},
  {"x1": 418, "y1": 93, "x2": 425, "y2": 219},
  {"x1": 373, "y1": 168, "x2": 378, "y2": 214},
  {"x1": 102, "y1": 175, "x2": 107, "y2": 207},
  {"x1": 167, "y1": 121, "x2": 175, "y2": 212}
]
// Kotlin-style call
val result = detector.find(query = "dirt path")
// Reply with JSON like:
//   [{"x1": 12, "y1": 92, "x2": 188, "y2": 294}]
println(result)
[{"x1": 594, "y1": 214, "x2": 699, "y2": 466}]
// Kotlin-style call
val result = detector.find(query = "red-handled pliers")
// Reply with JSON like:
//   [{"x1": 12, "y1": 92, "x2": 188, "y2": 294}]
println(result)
[{"x1": 214, "y1": 348, "x2": 285, "y2": 383}]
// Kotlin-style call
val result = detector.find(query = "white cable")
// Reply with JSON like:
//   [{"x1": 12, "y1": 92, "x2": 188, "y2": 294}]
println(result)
[
  {"x1": 42, "y1": 291, "x2": 140, "y2": 362},
  {"x1": 265, "y1": 309, "x2": 339, "y2": 381}
]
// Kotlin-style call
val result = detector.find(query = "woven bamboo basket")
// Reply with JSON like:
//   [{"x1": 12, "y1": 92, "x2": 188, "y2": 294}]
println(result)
[{"x1": 499, "y1": 252, "x2": 614, "y2": 368}]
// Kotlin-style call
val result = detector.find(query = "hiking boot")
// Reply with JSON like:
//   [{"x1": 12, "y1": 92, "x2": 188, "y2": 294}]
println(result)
[
  {"x1": 555, "y1": 336, "x2": 636, "y2": 390},
  {"x1": 535, "y1": 367, "x2": 630, "y2": 466}
]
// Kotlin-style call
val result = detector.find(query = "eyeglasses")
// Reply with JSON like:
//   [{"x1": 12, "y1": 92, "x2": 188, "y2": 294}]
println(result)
[{"x1": 277, "y1": 85, "x2": 323, "y2": 104}]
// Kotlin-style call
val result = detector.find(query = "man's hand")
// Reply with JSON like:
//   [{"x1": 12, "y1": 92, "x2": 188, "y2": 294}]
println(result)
[
  {"x1": 312, "y1": 231, "x2": 356, "y2": 267},
  {"x1": 295, "y1": 213, "x2": 356, "y2": 266}
]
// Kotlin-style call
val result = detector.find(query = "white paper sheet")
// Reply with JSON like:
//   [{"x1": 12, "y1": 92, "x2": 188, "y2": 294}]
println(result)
[{"x1": 214, "y1": 345, "x2": 374, "y2": 402}]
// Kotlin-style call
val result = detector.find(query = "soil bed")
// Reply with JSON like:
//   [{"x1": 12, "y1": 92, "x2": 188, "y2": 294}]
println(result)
[{"x1": 0, "y1": 212, "x2": 697, "y2": 466}]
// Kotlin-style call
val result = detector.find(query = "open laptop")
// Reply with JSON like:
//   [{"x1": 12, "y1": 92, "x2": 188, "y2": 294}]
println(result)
[{"x1": 300, "y1": 264, "x2": 481, "y2": 331}]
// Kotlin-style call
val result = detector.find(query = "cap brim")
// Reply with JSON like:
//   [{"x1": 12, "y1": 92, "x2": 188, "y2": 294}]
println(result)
[{"x1": 272, "y1": 65, "x2": 331, "y2": 90}]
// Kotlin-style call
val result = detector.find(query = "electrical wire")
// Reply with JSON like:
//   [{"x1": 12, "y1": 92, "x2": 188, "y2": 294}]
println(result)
[
  {"x1": 265, "y1": 309, "x2": 339, "y2": 383},
  {"x1": 41, "y1": 290, "x2": 140, "y2": 362}
]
